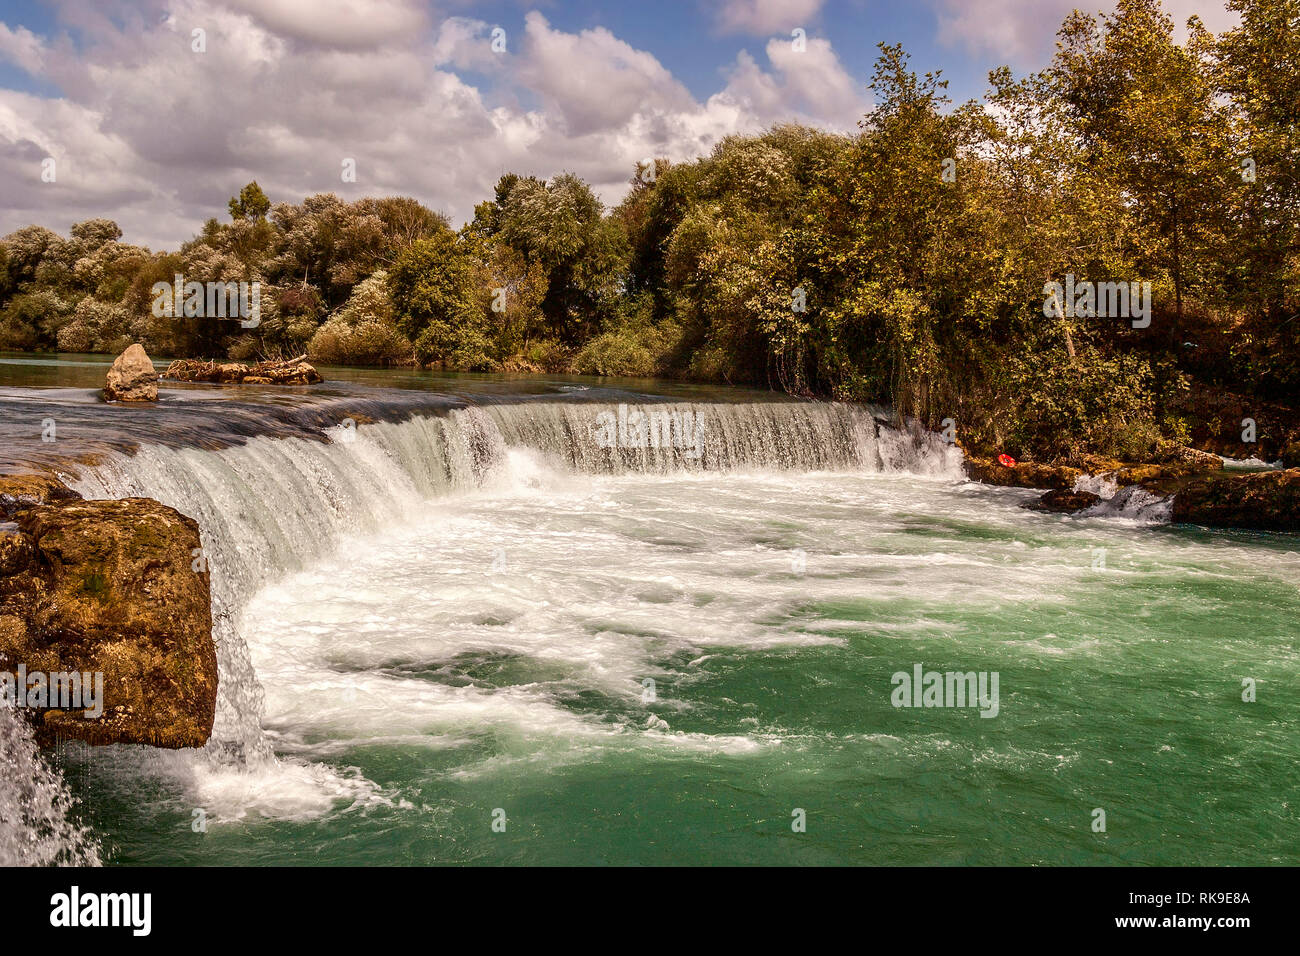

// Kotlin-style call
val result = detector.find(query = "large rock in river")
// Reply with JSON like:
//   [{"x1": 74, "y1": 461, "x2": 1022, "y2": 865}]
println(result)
[
  {"x1": 0, "y1": 495, "x2": 217, "y2": 747},
  {"x1": 1022, "y1": 488, "x2": 1103, "y2": 514},
  {"x1": 1170, "y1": 468, "x2": 1300, "y2": 532},
  {"x1": 103, "y1": 343, "x2": 158, "y2": 402}
]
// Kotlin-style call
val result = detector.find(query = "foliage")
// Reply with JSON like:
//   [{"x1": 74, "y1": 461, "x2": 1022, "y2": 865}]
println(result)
[{"x1": 1, "y1": 0, "x2": 1296, "y2": 462}]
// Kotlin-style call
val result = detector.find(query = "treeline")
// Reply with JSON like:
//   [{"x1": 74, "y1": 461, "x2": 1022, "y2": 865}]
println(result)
[{"x1": 0, "y1": 0, "x2": 1295, "y2": 461}]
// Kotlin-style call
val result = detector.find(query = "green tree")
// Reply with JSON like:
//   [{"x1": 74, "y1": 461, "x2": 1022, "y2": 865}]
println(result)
[
  {"x1": 228, "y1": 181, "x2": 271, "y2": 221},
  {"x1": 1054, "y1": 0, "x2": 1231, "y2": 328},
  {"x1": 388, "y1": 232, "x2": 493, "y2": 369},
  {"x1": 1214, "y1": 0, "x2": 1300, "y2": 395}
]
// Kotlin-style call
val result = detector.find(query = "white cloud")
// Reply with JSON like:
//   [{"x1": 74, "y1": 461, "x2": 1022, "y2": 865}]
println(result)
[
  {"x1": 0, "y1": 23, "x2": 46, "y2": 74},
  {"x1": 714, "y1": 0, "x2": 827, "y2": 36},
  {"x1": 517, "y1": 12, "x2": 697, "y2": 137},
  {"x1": 221, "y1": 0, "x2": 430, "y2": 49},
  {"x1": 716, "y1": 36, "x2": 865, "y2": 127},
  {"x1": 0, "y1": 0, "x2": 868, "y2": 249},
  {"x1": 431, "y1": 17, "x2": 501, "y2": 72},
  {"x1": 932, "y1": 0, "x2": 1240, "y2": 67}
]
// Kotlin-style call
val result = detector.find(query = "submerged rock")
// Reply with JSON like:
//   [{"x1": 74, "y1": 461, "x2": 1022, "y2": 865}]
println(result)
[
  {"x1": 0, "y1": 494, "x2": 217, "y2": 748},
  {"x1": 1170, "y1": 468, "x2": 1300, "y2": 532},
  {"x1": 1023, "y1": 489, "x2": 1103, "y2": 514},
  {"x1": 103, "y1": 343, "x2": 159, "y2": 402}
]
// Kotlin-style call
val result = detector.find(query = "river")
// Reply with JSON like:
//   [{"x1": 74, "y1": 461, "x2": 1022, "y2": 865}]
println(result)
[{"x1": 2, "y1": 353, "x2": 1297, "y2": 865}]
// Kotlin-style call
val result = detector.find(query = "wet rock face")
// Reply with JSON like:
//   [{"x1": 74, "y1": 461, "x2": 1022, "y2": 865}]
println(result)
[
  {"x1": 0, "y1": 495, "x2": 217, "y2": 748},
  {"x1": 103, "y1": 343, "x2": 159, "y2": 402},
  {"x1": 964, "y1": 457, "x2": 1082, "y2": 490},
  {"x1": 1023, "y1": 489, "x2": 1103, "y2": 514},
  {"x1": 0, "y1": 474, "x2": 83, "y2": 520},
  {"x1": 1171, "y1": 468, "x2": 1300, "y2": 532}
]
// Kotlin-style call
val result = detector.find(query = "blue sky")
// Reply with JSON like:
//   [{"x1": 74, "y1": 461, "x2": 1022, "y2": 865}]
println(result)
[
  {"x1": 0, "y1": 0, "x2": 1077, "y2": 103},
  {"x1": 0, "y1": 0, "x2": 1239, "y2": 248}
]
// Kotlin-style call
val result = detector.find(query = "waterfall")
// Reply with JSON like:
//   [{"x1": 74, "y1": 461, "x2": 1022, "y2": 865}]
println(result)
[
  {"x1": 0, "y1": 706, "x2": 100, "y2": 865},
  {"x1": 64, "y1": 401, "x2": 959, "y2": 750},
  {"x1": 63, "y1": 401, "x2": 958, "y2": 755},
  {"x1": 0, "y1": 400, "x2": 958, "y2": 859}
]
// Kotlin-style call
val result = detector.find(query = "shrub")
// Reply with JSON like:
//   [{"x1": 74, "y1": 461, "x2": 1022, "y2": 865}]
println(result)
[
  {"x1": 570, "y1": 317, "x2": 680, "y2": 378},
  {"x1": 1005, "y1": 344, "x2": 1165, "y2": 461},
  {"x1": 309, "y1": 318, "x2": 411, "y2": 366}
]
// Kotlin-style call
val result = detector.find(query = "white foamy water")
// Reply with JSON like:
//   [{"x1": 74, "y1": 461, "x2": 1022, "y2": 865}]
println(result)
[
  {"x1": 25, "y1": 402, "x2": 956, "y2": 833},
  {"x1": 8, "y1": 398, "x2": 1298, "y2": 863},
  {"x1": 234, "y1": 467, "x2": 1060, "y2": 769},
  {"x1": 0, "y1": 705, "x2": 100, "y2": 865},
  {"x1": 1072, "y1": 473, "x2": 1173, "y2": 524}
]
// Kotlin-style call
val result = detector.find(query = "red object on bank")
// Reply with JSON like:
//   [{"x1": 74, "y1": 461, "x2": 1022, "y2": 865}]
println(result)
[{"x1": 997, "y1": 454, "x2": 1017, "y2": 467}]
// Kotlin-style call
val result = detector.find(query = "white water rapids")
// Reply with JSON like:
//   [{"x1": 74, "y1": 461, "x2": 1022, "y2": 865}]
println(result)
[{"x1": 0, "y1": 401, "x2": 960, "y2": 855}]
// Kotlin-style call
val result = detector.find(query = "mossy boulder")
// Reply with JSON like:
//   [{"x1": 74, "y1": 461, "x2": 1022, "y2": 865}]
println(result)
[{"x1": 0, "y1": 495, "x2": 217, "y2": 748}]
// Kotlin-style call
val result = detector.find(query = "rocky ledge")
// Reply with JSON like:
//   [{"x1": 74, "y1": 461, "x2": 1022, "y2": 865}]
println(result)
[
  {"x1": 966, "y1": 444, "x2": 1300, "y2": 531},
  {"x1": 963, "y1": 457, "x2": 1082, "y2": 490},
  {"x1": 1167, "y1": 468, "x2": 1300, "y2": 532},
  {"x1": 966, "y1": 446, "x2": 1225, "y2": 493},
  {"x1": 0, "y1": 475, "x2": 217, "y2": 748},
  {"x1": 165, "y1": 354, "x2": 323, "y2": 385}
]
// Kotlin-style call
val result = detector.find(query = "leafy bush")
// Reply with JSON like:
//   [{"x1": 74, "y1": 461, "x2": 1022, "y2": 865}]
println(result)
[
  {"x1": 309, "y1": 320, "x2": 410, "y2": 366},
  {"x1": 1005, "y1": 345, "x2": 1164, "y2": 461},
  {"x1": 570, "y1": 295, "x2": 680, "y2": 377}
]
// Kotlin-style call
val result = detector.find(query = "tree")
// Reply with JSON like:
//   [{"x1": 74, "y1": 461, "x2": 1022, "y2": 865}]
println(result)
[
  {"x1": 228, "y1": 181, "x2": 271, "y2": 221},
  {"x1": 1214, "y1": 0, "x2": 1300, "y2": 395},
  {"x1": 388, "y1": 232, "x2": 493, "y2": 369},
  {"x1": 487, "y1": 173, "x2": 627, "y2": 343},
  {"x1": 1054, "y1": 0, "x2": 1231, "y2": 329}
]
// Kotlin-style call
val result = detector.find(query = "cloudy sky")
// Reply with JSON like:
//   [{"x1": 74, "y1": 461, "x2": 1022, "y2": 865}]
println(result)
[{"x1": 0, "y1": 0, "x2": 1239, "y2": 250}]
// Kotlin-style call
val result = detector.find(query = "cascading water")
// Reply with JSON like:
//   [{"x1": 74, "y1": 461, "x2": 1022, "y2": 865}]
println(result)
[
  {"x1": 0, "y1": 706, "x2": 101, "y2": 865},
  {"x1": 65, "y1": 401, "x2": 959, "y2": 757},
  {"x1": 6, "y1": 396, "x2": 1297, "y2": 866}
]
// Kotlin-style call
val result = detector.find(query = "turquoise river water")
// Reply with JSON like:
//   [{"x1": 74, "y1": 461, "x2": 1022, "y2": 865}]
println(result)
[{"x1": 1, "y1": 354, "x2": 1296, "y2": 865}]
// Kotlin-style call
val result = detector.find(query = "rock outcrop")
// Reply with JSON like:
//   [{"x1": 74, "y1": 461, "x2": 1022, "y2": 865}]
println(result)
[
  {"x1": 0, "y1": 474, "x2": 82, "y2": 520},
  {"x1": 968, "y1": 445, "x2": 1231, "y2": 504},
  {"x1": 964, "y1": 457, "x2": 1082, "y2": 490},
  {"x1": 1169, "y1": 468, "x2": 1300, "y2": 532},
  {"x1": 1101, "y1": 447, "x2": 1225, "y2": 487},
  {"x1": 0, "y1": 488, "x2": 217, "y2": 748},
  {"x1": 165, "y1": 354, "x2": 323, "y2": 385},
  {"x1": 103, "y1": 343, "x2": 159, "y2": 402}
]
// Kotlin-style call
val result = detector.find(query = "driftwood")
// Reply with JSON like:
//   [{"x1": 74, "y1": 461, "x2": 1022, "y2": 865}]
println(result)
[{"x1": 164, "y1": 355, "x2": 323, "y2": 385}]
